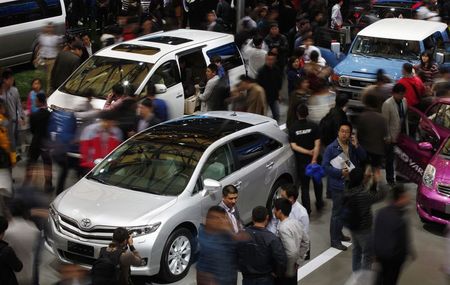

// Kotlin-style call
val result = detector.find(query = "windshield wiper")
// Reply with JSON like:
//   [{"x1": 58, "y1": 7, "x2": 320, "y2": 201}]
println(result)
[
  {"x1": 87, "y1": 175, "x2": 109, "y2": 185},
  {"x1": 354, "y1": 52, "x2": 369, "y2": 58}
]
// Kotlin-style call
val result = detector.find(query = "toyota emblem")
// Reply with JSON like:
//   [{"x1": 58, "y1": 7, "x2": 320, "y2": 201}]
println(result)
[{"x1": 80, "y1": 218, "x2": 92, "y2": 229}]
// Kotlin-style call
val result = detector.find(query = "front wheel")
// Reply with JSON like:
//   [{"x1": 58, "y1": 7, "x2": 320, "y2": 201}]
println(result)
[
  {"x1": 158, "y1": 228, "x2": 194, "y2": 282},
  {"x1": 266, "y1": 178, "x2": 292, "y2": 210}
]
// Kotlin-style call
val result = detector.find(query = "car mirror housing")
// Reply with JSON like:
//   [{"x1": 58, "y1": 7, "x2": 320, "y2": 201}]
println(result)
[
  {"x1": 418, "y1": 142, "x2": 433, "y2": 151},
  {"x1": 94, "y1": 158, "x2": 103, "y2": 165},
  {"x1": 202, "y1": 179, "x2": 221, "y2": 197},
  {"x1": 154, "y1": 84, "x2": 167, "y2": 94},
  {"x1": 436, "y1": 52, "x2": 444, "y2": 65}
]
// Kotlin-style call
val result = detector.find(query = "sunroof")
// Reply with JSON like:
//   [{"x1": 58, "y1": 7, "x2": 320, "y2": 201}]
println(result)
[
  {"x1": 140, "y1": 36, "x2": 193, "y2": 45},
  {"x1": 112, "y1": 44, "x2": 160, "y2": 55}
]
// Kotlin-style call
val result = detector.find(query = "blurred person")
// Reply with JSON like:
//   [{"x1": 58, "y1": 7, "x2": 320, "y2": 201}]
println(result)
[
  {"x1": 264, "y1": 23, "x2": 289, "y2": 72},
  {"x1": 257, "y1": 52, "x2": 282, "y2": 122},
  {"x1": 344, "y1": 167, "x2": 386, "y2": 272},
  {"x1": 286, "y1": 77, "x2": 310, "y2": 129},
  {"x1": 219, "y1": 185, "x2": 243, "y2": 234},
  {"x1": 135, "y1": 98, "x2": 160, "y2": 132},
  {"x1": 111, "y1": 86, "x2": 138, "y2": 139},
  {"x1": 0, "y1": 216, "x2": 23, "y2": 285},
  {"x1": 273, "y1": 198, "x2": 309, "y2": 285},
  {"x1": 242, "y1": 36, "x2": 267, "y2": 79},
  {"x1": 96, "y1": 0, "x2": 109, "y2": 29},
  {"x1": 216, "y1": 0, "x2": 233, "y2": 29},
  {"x1": 140, "y1": 18, "x2": 155, "y2": 36},
  {"x1": 229, "y1": 75, "x2": 267, "y2": 115},
  {"x1": 432, "y1": 66, "x2": 450, "y2": 97},
  {"x1": 1, "y1": 69, "x2": 25, "y2": 157},
  {"x1": 91, "y1": 227, "x2": 142, "y2": 285},
  {"x1": 415, "y1": 0, "x2": 441, "y2": 21},
  {"x1": 319, "y1": 93, "x2": 349, "y2": 147},
  {"x1": 357, "y1": 92, "x2": 387, "y2": 178},
  {"x1": 146, "y1": 83, "x2": 168, "y2": 122},
  {"x1": 205, "y1": 10, "x2": 225, "y2": 32},
  {"x1": 211, "y1": 55, "x2": 226, "y2": 79},
  {"x1": 4, "y1": 200, "x2": 40, "y2": 285},
  {"x1": 199, "y1": 63, "x2": 220, "y2": 112},
  {"x1": 374, "y1": 185, "x2": 414, "y2": 285},
  {"x1": 306, "y1": 84, "x2": 335, "y2": 125},
  {"x1": 331, "y1": 0, "x2": 344, "y2": 30},
  {"x1": 80, "y1": 33, "x2": 97, "y2": 62},
  {"x1": 287, "y1": 56, "x2": 304, "y2": 95},
  {"x1": 322, "y1": 122, "x2": 366, "y2": 250},
  {"x1": 287, "y1": 16, "x2": 308, "y2": 53},
  {"x1": 27, "y1": 78, "x2": 44, "y2": 114},
  {"x1": 237, "y1": 206, "x2": 287, "y2": 285},
  {"x1": 0, "y1": 99, "x2": 13, "y2": 212},
  {"x1": 55, "y1": 264, "x2": 90, "y2": 285},
  {"x1": 38, "y1": 23, "x2": 61, "y2": 93},
  {"x1": 361, "y1": 69, "x2": 393, "y2": 112},
  {"x1": 382, "y1": 83, "x2": 408, "y2": 186},
  {"x1": 79, "y1": 111, "x2": 123, "y2": 173},
  {"x1": 288, "y1": 104, "x2": 323, "y2": 214},
  {"x1": 414, "y1": 50, "x2": 439, "y2": 87},
  {"x1": 197, "y1": 206, "x2": 238, "y2": 285},
  {"x1": 304, "y1": 50, "x2": 332, "y2": 93},
  {"x1": 23, "y1": 93, "x2": 53, "y2": 192},
  {"x1": 50, "y1": 40, "x2": 83, "y2": 92},
  {"x1": 104, "y1": 83, "x2": 126, "y2": 110},
  {"x1": 398, "y1": 63, "x2": 426, "y2": 108},
  {"x1": 301, "y1": 37, "x2": 326, "y2": 66}
]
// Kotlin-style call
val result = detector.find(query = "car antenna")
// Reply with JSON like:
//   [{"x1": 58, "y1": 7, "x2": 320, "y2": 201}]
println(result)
[{"x1": 231, "y1": 110, "x2": 237, "y2": 116}]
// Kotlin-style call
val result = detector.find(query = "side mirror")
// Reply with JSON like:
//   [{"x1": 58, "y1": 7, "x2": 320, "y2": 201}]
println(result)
[
  {"x1": 331, "y1": 42, "x2": 341, "y2": 56},
  {"x1": 436, "y1": 52, "x2": 444, "y2": 64},
  {"x1": 94, "y1": 158, "x2": 103, "y2": 165},
  {"x1": 202, "y1": 179, "x2": 221, "y2": 197},
  {"x1": 418, "y1": 142, "x2": 433, "y2": 151},
  {"x1": 154, "y1": 84, "x2": 167, "y2": 94}
]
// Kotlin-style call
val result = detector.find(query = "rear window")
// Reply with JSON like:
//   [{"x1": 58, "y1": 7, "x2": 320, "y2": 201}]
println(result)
[
  {"x1": 0, "y1": 0, "x2": 62, "y2": 27},
  {"x1": 207, "y1": 43, "x2": 243, "y2": 71}
]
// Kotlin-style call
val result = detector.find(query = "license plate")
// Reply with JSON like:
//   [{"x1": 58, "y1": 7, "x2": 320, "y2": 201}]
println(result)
[
  {"x1": 446, "y1": 203, "x2": 450, "y2": 214},
  {"x1": 67, "y1": 241, "x2": 94, "y2": 257}
]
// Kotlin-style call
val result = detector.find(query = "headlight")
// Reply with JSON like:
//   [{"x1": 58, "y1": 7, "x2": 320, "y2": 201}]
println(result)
[
  {"x1": 423, "y1": 164, "x2": 436, "y2": 188},
  {"x1": 338, "y1": 76, "x2": 350, "y2": 87},
  {"x1": 127, "y1": 222, "x2": 161, "y2": 238},
  {"x1": 49, "y1": 204, "x2": 61, "y2": 232}
]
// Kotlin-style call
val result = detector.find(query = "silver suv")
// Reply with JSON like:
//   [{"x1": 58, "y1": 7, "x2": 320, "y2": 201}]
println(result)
[{"x1": 45, "y1": 111, "x2": 297, "y2": 282}]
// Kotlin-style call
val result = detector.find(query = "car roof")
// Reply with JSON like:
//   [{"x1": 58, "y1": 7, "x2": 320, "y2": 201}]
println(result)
[
  {"x1": 132, "y1": 112, "x2": 275, "y2": 151},
  {"x1": 357, "y1": 18, "x2": 447, "y2": 41},
  {"x1": 96, "y1": 29, "x2": 233, "y2": 64}
]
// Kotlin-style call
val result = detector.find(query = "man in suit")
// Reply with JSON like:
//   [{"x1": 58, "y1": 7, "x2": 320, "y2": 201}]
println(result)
[
  {"x1": 80, "y1": 33, "x2": 97, "y2": 62},
  {"x1": 218, "y1": 185, "x2": 243, "y2": 234},
  {"x1": 382, "y1": 83, "x2": 408, "y2": 186}
]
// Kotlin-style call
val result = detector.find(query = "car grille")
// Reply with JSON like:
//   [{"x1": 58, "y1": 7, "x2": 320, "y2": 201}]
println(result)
[
  {"x1": 59, "y1": 215, "x2": 114, "y2": 242},
  {"x1": 59, "y1": 250, "x2": 96, "y2": 266},
  {"x1": 430, "y1": 210, "x2": 450, "y2": 221},
  {"x1": 437, "y1": 184, "x2": 450, "y2": 197},
  {"x1": 349, "y1": 79, "x2": 375, "y2": 89}
]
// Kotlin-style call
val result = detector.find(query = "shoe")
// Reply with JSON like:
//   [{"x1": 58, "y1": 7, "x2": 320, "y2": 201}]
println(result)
[
  {"x1": 341, "y1": 235, "x2": 351, "y2": 242},
  {"x1": 331, "y1": 244, "x2": 347, "y2": 251}
]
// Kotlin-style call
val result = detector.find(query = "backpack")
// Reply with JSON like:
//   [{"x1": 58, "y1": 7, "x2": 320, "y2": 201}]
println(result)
[
  {"x1": 319, "y1": 108, "x2": 337, "y2": 147},
  {"x1": 47, "y1": 109, "x2": 77, "y2": 156},
  {"x1": 91, "y1": 247, "x2": 124, "y2": 285}
]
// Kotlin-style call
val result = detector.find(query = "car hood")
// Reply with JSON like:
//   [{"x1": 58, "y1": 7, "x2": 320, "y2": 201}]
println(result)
[
  {"x1": 334, "y1": 54, "x2": 413, "y2": 81},
  {"x1": 430, "y1": 154, "x2": 450, "y2": 180},
  {"x1": 48, "y1": 90, "x2": 106, "y2": 111},
  {"x1": 54, "y1": 178, "x2": 177, "y2": 227}
]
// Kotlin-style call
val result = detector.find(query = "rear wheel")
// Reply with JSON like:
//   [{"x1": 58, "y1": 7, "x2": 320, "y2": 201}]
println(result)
[{"x1": 158, "y1": 228, "x2": 194, "y2": 282}]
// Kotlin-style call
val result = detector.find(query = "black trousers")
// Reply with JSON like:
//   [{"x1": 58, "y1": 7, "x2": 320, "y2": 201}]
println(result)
[
  {"x1": 376, "y1": 258, "x2": 405, "y2": 285},
  {"x1": 298, "y1": 162, "x2": 324, "y2": 214}
]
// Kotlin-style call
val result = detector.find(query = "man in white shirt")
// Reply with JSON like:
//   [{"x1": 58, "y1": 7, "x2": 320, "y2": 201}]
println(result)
[
  {"x1": 301, "y1": 37, "x2": 327, "y2": 66},
  {"x1": 242, "y1": 36, "x2": 268, "y2": 79},
  {"x1": 38, "y1": 23, "x2": 61, "y2": 94},
  {"x1": 218, "y1": 185, "x2": 243, "y2": 234},
  {"x1": 331, "y1": 0, "x2": 344, "y2": 30},
  {"x1": 274, "y1": 198, "x2": 309, "y2": 285}
]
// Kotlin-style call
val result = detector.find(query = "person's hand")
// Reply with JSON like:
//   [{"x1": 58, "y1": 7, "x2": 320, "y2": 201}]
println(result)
[
  {"x1": 127, "y1": 236, "x2": 134, "y2": 246},
  {"x1": 106, "y1": 92, "x2": 114, "y2": 103},
  {"x1": 342, "y1": 167, "x2": 350, "y2": 178}
]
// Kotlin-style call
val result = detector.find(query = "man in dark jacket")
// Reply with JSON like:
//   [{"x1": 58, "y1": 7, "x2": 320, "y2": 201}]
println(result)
[
  {"x1": 322, "y1": 122, "x2": 366, "y2": 251},
  {"x1": 24, "y1": 93, "x2": 53, "y2": 191},
  {"x1": 257, "y1": 52, "x2": 283, "y2": 122},
  {"x1": 320, "y1": 93, "x2": 349, "y2": 147},
  {"x1": 237, "y1": 206, "x2": 287, "y2": 285},
  {"x1": 0, "y1": 216, "x2": 23, "y2": 285},
  {"x1": 264, "y1": 23, "x2": 289, "y2": 73},
  {"x1": 374, "y1": 185, "x2": 413, "y2": 285},
  {"x1": 50, "y1": 40, "x2": 83, "y2": 92},
  {"x1": 344, "y1": 166, "x2": 386, "y2": 272}
]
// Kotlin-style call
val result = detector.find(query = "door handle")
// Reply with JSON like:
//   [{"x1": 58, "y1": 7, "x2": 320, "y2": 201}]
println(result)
[
  {"x1": 266, "y1": 161, "x2": 274, "y2": 169},
  {"x1": 176, "y1": 94, "x2": 183, "y2": 98},
  {"x1": 233, "y1": 181, "x2": 242, "y2": 189}
]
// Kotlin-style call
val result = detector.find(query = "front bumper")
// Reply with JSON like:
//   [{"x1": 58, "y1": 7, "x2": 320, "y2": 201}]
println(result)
[
  {"x1": 416, "y1": 184, "x2": 450, "y2": 225},
  {"x1": 44, "y1": 216, "x2": 162, "y2": 276}
]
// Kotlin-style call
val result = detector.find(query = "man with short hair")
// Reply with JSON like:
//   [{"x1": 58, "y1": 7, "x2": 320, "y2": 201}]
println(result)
[
  {"x1": 264, "y1": 23, "x2": 289, "y2": 72},
  {"x1": 0, "y1": 216, "x2": 23, "y2": 285},
  {"x1": 382, "y1": 83, "x2": 408, "y2": 185},
  {"x1": 331, "y1": 0, "x2": 344, "y2": 30},
  {"x1": 218, "y1": 185, "x2": 243, "y2": 234},
  {"x1": 257, "y1": 52, "x2": 282, "y2": 122},
  {"x1": 398, "y1": 63, "x2": 426, "y2": 108},
  {"x1": 237, "y1": 206, "x2": 287, "y2": 285},
  {"x1": 273, "y1": 198, "x2": 309, "y2": 285},
  {"x1": 103, "y1": 84, "x2": 125, "y2": 110},
  {"x1": 231, "y1": 75, "x2": 267, "y2": 115},
  {"x1": 199, "y1": 63, "x2": 221, "y2": 112},
  {"x1": 146, "y1": 83, "x2": 168, "y2": 122},
  {"x1": 136, "y1": 98, "x2": 160, "y2": 132},
  {"x1": 80, "y1": 33, "x2": 97, "y2": 62},
  {"x1": 50, "y1": 39, "x2": 83, "y2": 92},
  {"x1": 243, "y1": 36, "x2": 267, "y2": 79}
]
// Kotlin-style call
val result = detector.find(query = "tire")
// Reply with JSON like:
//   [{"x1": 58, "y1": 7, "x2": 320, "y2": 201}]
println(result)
[
  {"x1": 266, "y1": 178, "x2": 292, "y2": 210},
  {"x1": 158, "y1": 228, "x2": 194, "y2": 282}
]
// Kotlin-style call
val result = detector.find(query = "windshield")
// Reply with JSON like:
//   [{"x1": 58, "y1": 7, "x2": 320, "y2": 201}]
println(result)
[
  {"x1": 86, "y1": 132, "x2": 202, "y2": 196},
  {"x1": 60, "y1": 56, "x2": 153, "y2": 98},
  {"x1": 351, "y1": 36, "x2": 420, "y2": 60}
]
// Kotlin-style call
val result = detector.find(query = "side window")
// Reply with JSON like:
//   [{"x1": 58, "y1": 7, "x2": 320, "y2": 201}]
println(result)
[
  {"x1": 206, "y1": 43, "x2": 243, "y2": 71},
  {"x1": 149, "y1": 60, "x2": 180, "y2": 88},
  {"x1": 433, "y1": 104, "x2": 450, "y2": 129},
  {"x1": 0, "y1": 0, "x2": 62, "y2": 27},
  {"x1": 434, "y1": 32, "x2": 445, "y2": 51},
  {"x1": 231, "y1": 134, "x2": 282, "y2": 168},
  {"x1": 200, "y1": 145, "x2": 235, "y2": 182},
  {"x1": 407, "y1": 109, "x2": 440, "y2": 149}
]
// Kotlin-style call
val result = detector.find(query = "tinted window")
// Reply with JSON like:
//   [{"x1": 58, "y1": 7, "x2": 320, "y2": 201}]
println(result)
[
  {"x1": 201, "y1": 145, "x2": 235, "y2": 182},
  {"x1": 0, "y1": 0, "x2": 62, "y2": 27},
  {"x1": 433, "y1": 104, "x2": 450, "y2": 129},
  {"x1": 231, "y1": 134, "x2": 281, "y2": 167},
  {"x1": 150, "y1": 60, "x2": 181, "y2": 88},
  {"x1": 207, "y1": 43, "x2": 243, "y2": 71},
  {"x1": 406, "y1": 109, "x2": 440, "y2": 149}
]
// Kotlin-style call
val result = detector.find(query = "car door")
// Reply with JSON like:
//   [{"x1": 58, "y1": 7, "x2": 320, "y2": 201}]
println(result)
[
  {"x1": 228, "y1": 133, "x2": 282, "y2": 223},
  {"x1": 396, "y1": 106, "x2": 440, "y2": 184},
  {"x1": 149, "y1": 60, "x2": 184, "y2": 119}
]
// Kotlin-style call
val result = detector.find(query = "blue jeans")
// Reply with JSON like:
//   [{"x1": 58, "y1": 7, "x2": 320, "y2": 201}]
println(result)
[
  {"x1": 330, "y1": 190, "x2": 344, "y2": 246},
  {"x1": 243, "y1": 276, "x2": 274, "y2": 285},
  {"x1": 351, "y1": 230, "x2": 373, "y2": 272}
]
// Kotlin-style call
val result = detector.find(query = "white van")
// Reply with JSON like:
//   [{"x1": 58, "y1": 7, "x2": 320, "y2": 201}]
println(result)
[
  {"x1": 47, "y1": 29, "x2": 246, "y2": 118},
  {"x1": 0, "y1": 0, "x2": 66, "y2": 67}
]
